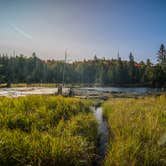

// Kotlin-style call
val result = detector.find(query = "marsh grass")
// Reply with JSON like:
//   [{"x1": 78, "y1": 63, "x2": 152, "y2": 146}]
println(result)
[
  {"x1": 0, "y1": 95, "x2": 98, "y2": 166},
  {"x1": 103, "y1": 95, "x2": 166, "y2": 166}
]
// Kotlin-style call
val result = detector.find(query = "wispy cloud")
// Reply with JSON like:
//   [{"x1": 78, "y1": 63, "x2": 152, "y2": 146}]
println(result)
[{"x1": 9, "y1": 24, "x2": 32, "y2": 40}]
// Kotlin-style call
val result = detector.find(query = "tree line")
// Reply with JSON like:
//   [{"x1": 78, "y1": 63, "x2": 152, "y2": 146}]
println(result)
[{"x1": 0, "y1": 44, "x2": 166, "y2": 87}]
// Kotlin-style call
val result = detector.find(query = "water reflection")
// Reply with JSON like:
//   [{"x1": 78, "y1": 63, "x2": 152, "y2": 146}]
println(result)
[
  {"x1": 81, "y1": 87, "x2": 163, "y2": 94},
  {"x1": 93, "y1": 107, "x2": 109, "y2": 158}
]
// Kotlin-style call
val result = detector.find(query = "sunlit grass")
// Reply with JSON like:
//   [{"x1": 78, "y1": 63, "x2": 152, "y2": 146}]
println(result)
[
  {"x1": 11, "y1": 83, "x2": 57, "y2": 88},
  {"x1": 103, "y1": 95, "x2": 166, "y2": 166},
  {"x1": 0, "y1": 95, "x2": 98, "y2": 166}
]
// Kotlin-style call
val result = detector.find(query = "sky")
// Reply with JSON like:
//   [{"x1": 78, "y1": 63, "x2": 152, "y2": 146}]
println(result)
[{"x1": 0, "y1": 0, "x2": 166, "y2": 62}]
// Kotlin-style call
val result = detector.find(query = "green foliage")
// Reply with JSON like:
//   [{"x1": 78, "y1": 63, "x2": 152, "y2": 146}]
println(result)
[
  {"x1": 0, "y1": 44, "x2": 166, "y2": 87},
  {"x1": 157, "y1": 44, "x2": 166, "y2": 63},
  {"x1": 0, "y1": 96, "x2": 98, "y2": 166},
  {"x1": 103, "y1": 96, "x2": 166, "y2": 166}
]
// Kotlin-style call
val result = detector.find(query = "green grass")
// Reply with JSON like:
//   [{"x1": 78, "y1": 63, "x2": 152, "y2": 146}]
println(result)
[
  {"x1": 0, "y1": 83, "x2": 58, "y2": 88},
  {"x1": 103, "y1": 95, "x2": 166, "y2": 166},
  {"x1": 11, "y1": 83, "x2": 57, "y2": 88},
  {"x1": 0, "y1": 95, "x2": 98, "y2": 166}
]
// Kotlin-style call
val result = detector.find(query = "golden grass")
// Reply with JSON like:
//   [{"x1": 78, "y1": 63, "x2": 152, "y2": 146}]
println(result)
[{"x1": 103, "y1": 95, "x2": 166, "y2": 166}]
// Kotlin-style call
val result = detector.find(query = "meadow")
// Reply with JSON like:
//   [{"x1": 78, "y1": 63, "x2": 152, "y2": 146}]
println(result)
[
  {"x1": 1, "y1": 94, "x2": 166, "y2": 166},
  {"x1": 0, "y1": 83, "x2": 57, "y2": 88},
  {"x1": 102, "y1": 95, "x2": 166, "y2": 166},
  {"x1": 0, "y1": 95, "x2": 98, "y2": 166}
]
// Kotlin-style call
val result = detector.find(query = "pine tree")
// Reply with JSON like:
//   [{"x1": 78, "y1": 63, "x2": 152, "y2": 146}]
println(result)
[
  {"x1": 157, "y1": 44, "x2": 166, "y2": 63},
  {"x1": 129, "y1": 52, "x2": 134, "y2": 63}
]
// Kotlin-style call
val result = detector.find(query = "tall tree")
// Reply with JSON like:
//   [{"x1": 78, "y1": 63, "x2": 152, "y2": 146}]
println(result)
[{"x1": 157, "y1": 44, "x2": 166, "y2": 63}]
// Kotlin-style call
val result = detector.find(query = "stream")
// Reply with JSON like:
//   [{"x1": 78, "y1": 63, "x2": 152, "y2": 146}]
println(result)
[{"x1": 93, "y1": 107, "x2": 109, "y2": 164}]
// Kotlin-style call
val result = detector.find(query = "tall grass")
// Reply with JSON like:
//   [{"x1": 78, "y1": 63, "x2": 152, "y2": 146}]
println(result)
[
  {"x1": 0, "y1": 95, "x2": 98, "y2": 166},
  {"x1": 103, "y1": 95, "x2": 166, "y2": 166}
]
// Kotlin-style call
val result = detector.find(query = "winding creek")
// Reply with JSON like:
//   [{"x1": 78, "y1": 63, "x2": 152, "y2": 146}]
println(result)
[{"x1": 93, "y1": 107, "x2": 109, "y2": 164}]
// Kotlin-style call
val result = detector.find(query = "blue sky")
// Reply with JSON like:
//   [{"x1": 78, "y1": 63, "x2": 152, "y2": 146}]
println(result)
[{"x1": 0, "y1": 0, "x2": 166, "y2": 62}]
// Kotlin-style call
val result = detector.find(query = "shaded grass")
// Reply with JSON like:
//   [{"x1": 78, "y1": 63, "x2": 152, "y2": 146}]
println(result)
[
  {"x1": 0, "y1": 95, "x2": 98, "y2": 166},
  {"x1": 103, "y1": 95, "x2": 166, "y2": 166}
]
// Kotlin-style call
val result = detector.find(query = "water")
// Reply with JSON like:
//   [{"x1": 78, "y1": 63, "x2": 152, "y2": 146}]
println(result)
[
  {"x1": 93, "y1": 107, "x2": 109, "y2": 159},
  {"x1": 80, "y1": 86, "x2": 162, "y2": 94},
  {"x1": 0, "y1": 86, "x2": 163, "y2": 97},
  {"x1": 0, "y1": 87, "x2": 70, "y2": 97}
]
